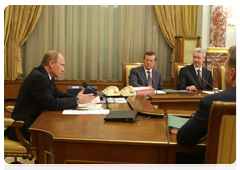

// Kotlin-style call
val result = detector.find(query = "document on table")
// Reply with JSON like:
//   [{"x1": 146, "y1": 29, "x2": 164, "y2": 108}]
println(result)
[
  {"x1": 155, "y1": 90, "x2": 166, "y2": 94},
  {"x1": 62, "y1": 108, "x2": 110, "y2": 115},
  {"x1": 107, "y1": 98, "x2": 127, "y2": 103},
  {"x1": 202, "y1": 91, "x2": 220, "y2": 94}
]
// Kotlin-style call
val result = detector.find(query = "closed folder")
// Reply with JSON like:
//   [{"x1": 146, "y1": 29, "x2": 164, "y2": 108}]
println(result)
[{"x1": 104, "y1": 110, "x2": 138, "y2": 123}]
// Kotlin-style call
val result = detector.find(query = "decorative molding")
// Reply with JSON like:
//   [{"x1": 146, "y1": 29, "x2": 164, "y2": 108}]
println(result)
[{"x1": 206, "y1": 47, "x2": 228, "y2": 53}]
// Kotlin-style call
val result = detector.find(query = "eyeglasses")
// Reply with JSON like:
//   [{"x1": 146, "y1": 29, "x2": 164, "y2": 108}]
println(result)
[{"x1": 144, "y1": 59, "x2": 155, "y2": 63}]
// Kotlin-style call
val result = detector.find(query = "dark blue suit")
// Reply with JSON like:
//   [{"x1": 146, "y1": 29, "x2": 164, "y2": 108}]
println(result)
[
  {"x1": 8, "y1": 65, "x2": 77, "y2": 142},
  {"x1": 129, "y1": 65, "x2": 164, "y2": 90},
  {"x1": 177, "y1": 86, "x2": 236, "y2": 146},
  {"x1": 178, "y1": 64, "x2": 213, "y2": 90}
]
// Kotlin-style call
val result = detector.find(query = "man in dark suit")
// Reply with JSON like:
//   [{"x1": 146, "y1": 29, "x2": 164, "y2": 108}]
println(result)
[
  {"x1": 178, "y1": 48, "x2": 213, "y2": 91},
  {"x1": 7, "y1": 50, "x2": 95, "y2": 142},
  {"x1": 177, "y1": 46, "x2": 236, "y2": 146},
  {"x1": 129, "y1": 51, "x2": 164, "y2": 90}
]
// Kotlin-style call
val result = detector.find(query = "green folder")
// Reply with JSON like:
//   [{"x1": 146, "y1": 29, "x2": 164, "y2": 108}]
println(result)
[
  {"x1": 162, "y1": 89, "x2": 192, "y2": 94},
  {"x1": 168, "y1": 115, "x2": 190, "y2": 129}
]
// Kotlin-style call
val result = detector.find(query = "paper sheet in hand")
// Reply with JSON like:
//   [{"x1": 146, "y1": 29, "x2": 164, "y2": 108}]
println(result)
[
  {"x1": 78, "y1": 96, "x2": 100, "y2": 107},
  {"x1": 168, "y1": 115, "x2": 189, "y2": 129}
]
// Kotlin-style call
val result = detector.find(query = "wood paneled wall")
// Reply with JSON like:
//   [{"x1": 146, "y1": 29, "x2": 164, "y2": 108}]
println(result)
[{"x1": 4, "y1": 80, "x2": 174, "y2": 99}]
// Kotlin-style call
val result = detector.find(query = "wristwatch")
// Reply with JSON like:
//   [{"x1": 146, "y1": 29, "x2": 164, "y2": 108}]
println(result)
[{"x1": 76, "y1": 97, "x2": 80, "y2": 105}]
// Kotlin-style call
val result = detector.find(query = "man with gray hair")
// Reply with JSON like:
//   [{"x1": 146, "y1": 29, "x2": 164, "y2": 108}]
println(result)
[{"x1": 177, "y1": 47, "x2": 213, "y2": 91}]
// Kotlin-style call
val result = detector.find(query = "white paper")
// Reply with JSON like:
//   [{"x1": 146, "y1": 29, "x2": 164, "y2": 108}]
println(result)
[
  {"x1": 62, "y1": 109, "x2": 109, "y2": 115},
  {"x1": 202, "y1": 91, "x2": 219, "y2": 94},
  {"x1": 78, "y1": 96, "x2": 100, "y2": 107},
  {"x1": 107, "y1": 98, "x2": 127, "y2": 103},
  {"x1": 72, "y1": 86, "x2": 80, "y2": 88},
  {"x1": 79, "y1": 104, "x2": 102, "y2": 109},
  {"x1": 113, "y1": 98, "x2": 127, "y2": 103},
  {"x1": 155, "y1": 90, "x2": 166, "y2": 94},
  {"x1": 133, "y1": 87, "x2": 151, "y2": 91}
]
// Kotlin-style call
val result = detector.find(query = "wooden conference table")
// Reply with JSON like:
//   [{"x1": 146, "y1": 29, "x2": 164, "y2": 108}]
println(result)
[
  {"x1": 29, "y1": 92, "x2": 207, "y2": 164},
  {"x1": 148, "y1": 90, "x2": 208, "y2": 111}
]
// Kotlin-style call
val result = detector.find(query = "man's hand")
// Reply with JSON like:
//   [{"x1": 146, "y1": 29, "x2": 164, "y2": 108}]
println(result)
[
  {"x1": 76, "y1": 88, "x2": 95, "y2": 104},
  {"x1": 186, "y1": 85, "x2": 198, "y2": 91},
  {"x1": 147, "y1": 85, "x2": 154, "y2": 89}
]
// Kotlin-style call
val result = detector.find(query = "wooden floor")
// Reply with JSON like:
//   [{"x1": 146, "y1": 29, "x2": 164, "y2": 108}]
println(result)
[{"x1": 4, "y1": 99, "x2": 16, "y2": 118}]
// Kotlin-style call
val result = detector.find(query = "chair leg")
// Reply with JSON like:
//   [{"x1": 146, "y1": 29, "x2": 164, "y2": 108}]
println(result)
[{"x1": 10, "y1": 157, "x2": 22, "y2": 170}]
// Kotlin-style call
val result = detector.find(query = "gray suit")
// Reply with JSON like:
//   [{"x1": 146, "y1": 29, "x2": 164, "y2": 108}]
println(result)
[{"x1": 129, "y1": 65, "x2": 164, "y2": 90}]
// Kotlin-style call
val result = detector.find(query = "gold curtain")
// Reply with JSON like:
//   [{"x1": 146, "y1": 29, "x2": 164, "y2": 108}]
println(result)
[
  {"x1": 4, "y1": 5, "x2": 43, "y2": 80},
  {"x1": 182, "y1": 5, "x2": 197, "y2": 36},
  {"x1": 154, "y1": 5, "x2": 184, "y2": 78},
  {"x1": 4, "y1": 6, "x2": 12, "y2": 48}
]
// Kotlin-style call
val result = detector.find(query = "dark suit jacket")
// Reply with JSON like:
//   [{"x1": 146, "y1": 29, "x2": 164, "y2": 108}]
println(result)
[
  {"x1": 129, "y1": 65, "x2": 164, "y2": 90},
  {"x1": 178, "y1": 64, "x2": 213, "y2": 90},
  {"x1": 8, "y1": 65, "x2": 77, "y2": 142},
  {"x1": 177, "y1": 85, "x2": 238, "y2": 170},
  {"x1": 177, "y1": 86, "x2": 236, "y2": 146}
]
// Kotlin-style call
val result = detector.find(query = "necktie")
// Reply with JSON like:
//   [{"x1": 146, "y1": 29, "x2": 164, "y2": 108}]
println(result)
[
  {"x1": 197, "y1": 69, "x2": 203, "y2": 88},
  {"x1": 147, "y1": 71, "x2": 152, "y2": 86}
]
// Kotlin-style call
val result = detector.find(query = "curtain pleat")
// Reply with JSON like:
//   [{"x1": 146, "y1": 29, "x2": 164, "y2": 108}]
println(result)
[
  {"x1": 154, "y1": 5, "x2": 184, "y2": 78},
  {"x1": 154, "y1": 5, "x2": 197, "y2": 78},
  {"x1": 4, "y1": 6, "x2": 12, "y2": 48},
  {"x1": 182, "y1": 5, "x2": 197, "y2": 36},
  {"x1": 4, "y1": 5, "x2": 43, "y2": 80},
  {"x1": 20, "y1": 5, "x2": 172, "y2": 81}
]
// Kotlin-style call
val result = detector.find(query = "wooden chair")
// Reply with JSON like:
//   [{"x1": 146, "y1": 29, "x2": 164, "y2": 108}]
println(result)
[
  {"x1": 173, "y1": 62, "x2": 192, "y2": 89},
  {"x1": 217, "y1": 63, "x2": 226, "y2": 90},
  {"x1": 121, "y1": 62, "x2": 143, "y2": 87},
  {"x1": 205, "y1": 101, "x2": 236, "y2": 164},
  {"x1": 4, "y1": 118, "x2": 33, "y2": 163}
]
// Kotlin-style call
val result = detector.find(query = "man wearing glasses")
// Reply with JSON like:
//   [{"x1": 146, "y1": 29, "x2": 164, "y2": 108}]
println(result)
[{"x1": 129, "y1": 51, "x2": 164, "y2": 90}]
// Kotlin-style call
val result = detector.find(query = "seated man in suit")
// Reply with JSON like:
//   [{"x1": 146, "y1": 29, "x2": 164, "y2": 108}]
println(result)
[
  {"x1": 178, "y1": 48, "x2": 213, "y2": 91},
  {"x1": 177, "y1": 45, "x2": 236, "y2": 146},
  {"x1": 129, "y1": 51, "x2": 164, "y2": 90},
  {"x1": 7, "y1": 50, "x2": 95, "y2": 142}
]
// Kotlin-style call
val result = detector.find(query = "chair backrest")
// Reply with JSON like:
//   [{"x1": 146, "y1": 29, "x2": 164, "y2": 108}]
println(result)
[
  {"x1": 205, "y1": 101, "x2": 236, "y2": 164},
  {"x1": 122, "y1": 62, "x2": 143, "y2": 87},
  {"x1": 173, "y1": 62, "x2": 192, "y2": 89},
  {"x1": 217, "y1": 63, "x2": 226, "y2": 90}
]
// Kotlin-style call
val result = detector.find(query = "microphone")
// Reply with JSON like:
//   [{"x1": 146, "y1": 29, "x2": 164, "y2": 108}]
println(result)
[
  {"x1": 82, "y1": 82, "x2": 110, "y2": 109},
  {"x1": 198, "y1": 76, "x2": 216, "y2": 93}
]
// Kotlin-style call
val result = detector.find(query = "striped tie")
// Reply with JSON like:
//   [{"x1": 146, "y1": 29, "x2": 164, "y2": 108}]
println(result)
[
  {"x1": 147, "y1": 71, "x2": 152, "y2": 86},
  {"x1": 197, "y1": 69, "x2": 203, "y2": 88}
]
